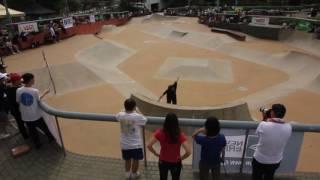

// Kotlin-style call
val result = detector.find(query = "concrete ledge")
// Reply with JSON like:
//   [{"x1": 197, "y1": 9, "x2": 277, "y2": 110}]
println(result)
[{"x1": 131, "y1": 93, "x2": 253, "y2": 120}]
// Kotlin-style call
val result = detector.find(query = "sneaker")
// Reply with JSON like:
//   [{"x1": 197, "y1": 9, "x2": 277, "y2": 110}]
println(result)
[
  {"x1": 125, "y1": 172, "x2": 131, "y2": 180},
  {"x1": 131, "y1": 172, "x2": 140, "y2": 179},
  {"x1": 0, "y1": 133, "x2": 10, "y2": 139}
]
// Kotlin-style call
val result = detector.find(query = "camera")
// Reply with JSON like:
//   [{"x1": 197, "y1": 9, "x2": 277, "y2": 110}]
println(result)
[
  {"x1": 260, "y1": 107, "x2": 271, "y2": 121},
  {"x1": 260, "y1": 107, "x2": 270, "y2": 114}
]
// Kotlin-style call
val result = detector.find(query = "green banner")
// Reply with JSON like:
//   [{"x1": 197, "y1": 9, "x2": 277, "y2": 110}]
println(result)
[{"x1": 296, "y1": 20, "x2": 312, "y2": 32}]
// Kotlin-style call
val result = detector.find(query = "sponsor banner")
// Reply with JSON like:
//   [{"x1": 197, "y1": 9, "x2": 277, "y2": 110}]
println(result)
[
  {"x1": 193, "y1": 129, "x2": 303, "y2": 173},
  {"x1": 63, "y1": 17, "x2": 74, "y2": 29},
  {"x1": 251, "y1": 17, "x2": 270, "y2": 26},
  {"x1": 89, "y1": 15, "x2": 96, "y2": 23},
  {"x1": 18, "y1": 22, "x2": 39, "y2": 34},
  {"x1": 296, "y1": 20, "x2": 312, "y2": 32}
]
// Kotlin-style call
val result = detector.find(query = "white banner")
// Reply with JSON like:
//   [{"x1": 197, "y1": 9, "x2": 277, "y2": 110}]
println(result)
[
  {"x1": 62, "y1": 17, "x2": 74, "y2": 29},
  {"x1": 18, "y1": 22, "x2": 39, "y2": 34},
  {"x1": 225, "y1": 135, "x2": 246, "y2": 158},
  {"x1": 42, "y1": 111, "x2": 62, "y2": 146},
  {"x1": 89, "y1": 15, "x2": 96, "y2": 23},
  {"x1": 251, "y1": 17, "x2": 270, "y2": 26}
]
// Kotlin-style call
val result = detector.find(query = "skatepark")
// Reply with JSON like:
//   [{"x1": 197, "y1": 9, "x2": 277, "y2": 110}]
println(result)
[{"x1": 4, "y1": 14, "x2": 320, "y2": 173}]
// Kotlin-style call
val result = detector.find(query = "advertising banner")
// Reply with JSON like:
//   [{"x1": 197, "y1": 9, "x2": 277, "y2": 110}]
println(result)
[
  {"x1": 296, "y1": 20, "x2": 312, "y2": 32},
  {"x1": 89, "y1": 15, "x2": 96, "y2": 23},
  {"x1": 251, "y1": 17, "x2": 270, "y2": 26},
  {"x1": 63, "y1": 17, "x2": 74, "y2": 29},
  {"x1": 193, "y1": 128, "x2": 304, "y2": 173},
  {"x1": 18, "y1": 22, "x2": 39, "y2": 34}
]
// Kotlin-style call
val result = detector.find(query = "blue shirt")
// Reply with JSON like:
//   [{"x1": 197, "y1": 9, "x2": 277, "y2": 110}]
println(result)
[{"x1": 195, "y1": 134, "x2": 226, "y2": 166}]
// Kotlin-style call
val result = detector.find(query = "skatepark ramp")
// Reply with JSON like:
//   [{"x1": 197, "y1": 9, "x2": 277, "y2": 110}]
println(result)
[{"x1": 131, "y1": 93, "x2": 253, "y2": 121}]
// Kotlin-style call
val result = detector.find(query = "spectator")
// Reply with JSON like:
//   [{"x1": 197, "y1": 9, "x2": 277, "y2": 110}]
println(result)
[
  {"x1": 7, "y1": 73, "x2": 29, "y2": 139},
  {"x1": 311, "y1": 8, "x2": 318, "y2": 18},
  {"x1": 116, "y1": 98, "x2": 147, "y2": 180},
  {"x1": 4, "y1": 36, "x2": 20, "y2": 55},
  {"x1": 159, "y1": 77, "x2": 179, "y2": 105},
  {"x1": 0, "y1": 63, "x2": 7, "y2": 73},
  {"x1": 16, "y1": 73, "x2": 54, "y2": 149},
  {"x1": 192, "y1": 117, "x2": 226, "y2": 180},
  {"x1": 147, "y1": 113, "x2": 191, "y2": 180},
  {"x1": 49, "y1": 24, "x2": 57, "y2": 42},
  {"x1": 252, "y1": 104, "x2": 292, "y2": 180},
  {"x1": 0, "y1": 73, "x2": 10, "y2": 139}
]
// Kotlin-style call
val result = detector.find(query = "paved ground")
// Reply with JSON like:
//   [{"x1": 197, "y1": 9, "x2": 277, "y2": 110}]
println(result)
[{"x1": 1, "y1": 128, "x2": 320, "y2": 180}]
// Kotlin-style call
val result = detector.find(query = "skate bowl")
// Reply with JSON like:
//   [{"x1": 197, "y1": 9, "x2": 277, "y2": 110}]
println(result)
[{"x1": 131, "y1": 93, "x2": 253, "y2": 121}]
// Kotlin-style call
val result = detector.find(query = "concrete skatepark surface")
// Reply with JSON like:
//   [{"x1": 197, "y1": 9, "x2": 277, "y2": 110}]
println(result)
[{"x1": 4, "y1": 14, "x2": 320, "y2": 172}]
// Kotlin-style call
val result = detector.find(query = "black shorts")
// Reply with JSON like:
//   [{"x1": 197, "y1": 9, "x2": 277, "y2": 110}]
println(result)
[{"x1": 122, "y1": 148, "x2": 143, "y2": 160}]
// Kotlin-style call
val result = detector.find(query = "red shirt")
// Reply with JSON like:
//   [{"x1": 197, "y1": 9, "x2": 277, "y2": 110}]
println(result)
[{"x1": 154, "y1": 129, "x2": 187, "y2": 163}]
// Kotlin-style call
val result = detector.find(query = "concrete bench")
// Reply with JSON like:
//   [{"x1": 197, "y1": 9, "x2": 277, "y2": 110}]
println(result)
[{"x1": 211, "y1": 27, "x2": 246, "y2": 41}]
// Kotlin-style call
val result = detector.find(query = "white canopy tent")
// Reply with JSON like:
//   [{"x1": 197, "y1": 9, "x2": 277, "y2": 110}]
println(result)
[{"x1": 0, "y1": 4, "x2": 25, "y2": 18}]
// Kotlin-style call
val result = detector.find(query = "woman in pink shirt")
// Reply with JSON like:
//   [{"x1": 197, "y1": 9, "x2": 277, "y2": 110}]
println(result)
[{"x1": 148, "y1": 113, "x2": 191, "y2": 180}]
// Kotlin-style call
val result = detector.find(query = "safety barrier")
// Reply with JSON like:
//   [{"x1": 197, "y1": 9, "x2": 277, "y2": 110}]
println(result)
[{"x1": 38, "y1": 100, "x2": 320, "y2": 174}]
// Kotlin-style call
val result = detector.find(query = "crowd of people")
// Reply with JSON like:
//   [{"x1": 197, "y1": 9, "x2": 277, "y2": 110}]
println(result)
[
  {"x1": 117, "y1": 97, "x2": 292, "y2": 180},
  {"x1": 0, "y1": 64, "x2": 54, "y2": 149}
]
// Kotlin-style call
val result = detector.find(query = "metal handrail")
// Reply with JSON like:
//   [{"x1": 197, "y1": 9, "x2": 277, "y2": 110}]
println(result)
[{"x1": 39, "y1": 101, "x2": 320, "y2": 132}]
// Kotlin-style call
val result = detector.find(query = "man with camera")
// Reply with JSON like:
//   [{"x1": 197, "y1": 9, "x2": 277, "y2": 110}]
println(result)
[{"x1": 252, "y1": 104, "x2": 292, "y2": 180}]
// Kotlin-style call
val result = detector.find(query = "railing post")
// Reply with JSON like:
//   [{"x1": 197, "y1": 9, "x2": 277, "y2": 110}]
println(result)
[
  {"x1": 142, "y1": 127, "x2": 148, "y2": 167},
  {"x1": 240, "y1": 129, "x2": 250, "y2": 174},
  {"x1": 55, "y1": 116, "x2": 66, "y2": 157}
]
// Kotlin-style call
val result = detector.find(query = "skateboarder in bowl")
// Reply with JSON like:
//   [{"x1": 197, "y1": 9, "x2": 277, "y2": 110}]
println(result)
[{"x1": 158, "y1": 77, "x2": 179, "y2": 105}]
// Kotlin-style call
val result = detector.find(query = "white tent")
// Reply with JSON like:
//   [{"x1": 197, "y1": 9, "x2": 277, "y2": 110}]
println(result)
[{"x1": 0, "y1": 4, "x2": 25, "y2": 18}]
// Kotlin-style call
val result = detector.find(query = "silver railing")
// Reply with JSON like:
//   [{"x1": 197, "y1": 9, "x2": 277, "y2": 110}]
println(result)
[{"x1": 39, "y1": 101, "x2": 320, "y2": 173}]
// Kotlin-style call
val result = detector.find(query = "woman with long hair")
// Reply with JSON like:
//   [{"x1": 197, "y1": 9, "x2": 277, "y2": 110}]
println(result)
[{"x1": 148, "y1": 113, "x2": 191, "y2": 180}]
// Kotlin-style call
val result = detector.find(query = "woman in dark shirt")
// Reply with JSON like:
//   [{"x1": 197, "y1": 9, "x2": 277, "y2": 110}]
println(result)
[{"x1": 193, "y1": 117, "x2": 226, "y2": 180}]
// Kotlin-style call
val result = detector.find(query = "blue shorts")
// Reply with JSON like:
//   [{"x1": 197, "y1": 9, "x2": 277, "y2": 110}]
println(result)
[{"x1": 122, "y1": 148, "x2": 143, "y2": 160}]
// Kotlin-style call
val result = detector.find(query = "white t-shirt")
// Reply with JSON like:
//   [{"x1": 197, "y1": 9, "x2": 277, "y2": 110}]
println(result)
[
  {"x1": 116, "y1": 111, "x2": 147, "y2": 150},
  {"x1": 253, "y1": 119, "x2": 292, "y2": 164},
  {"x1": 16, "y1": 87, "x2": 42, "y2": 122},
  {"x1": 49, "y1": 27, "x2": 56, "y2": 37}
]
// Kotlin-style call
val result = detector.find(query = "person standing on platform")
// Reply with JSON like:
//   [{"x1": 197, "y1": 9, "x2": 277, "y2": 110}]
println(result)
[
  {"x1": 116, "y1": 98, "x2": 147, "y2": 180},
  {"x1": 7, "y1": 73, "x2": 29, "y2": 139},
  {"x1": 159, "y1": 77, "x2": 179, "y2": 105},
  {"x1": 0, "y1": 73, "x2": 10, "y2": 139},
  {"x1": 193, "y1": 117, "x2": 226, "y2": 180},
  {"x1": 252, "y1": 104, "x2": 292, "y2": 180},
  {"x1": 148, "y1": 113, "x2": 191, "y2": 180},
  {"x1": 16, "y1": 73, "x2": 54, "y2": 149}
]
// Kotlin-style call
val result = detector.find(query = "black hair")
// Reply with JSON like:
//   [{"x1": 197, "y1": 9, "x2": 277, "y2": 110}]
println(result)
[
  {"x1": 124, "y1": 98, "x2": 136, "y2": 111},
  {"x1": 22, "y1": 73, "x2": 34, "y2": 84},
  {"x1": 272, "y1": 104, "x2": 286, "y2": 119},
  {"x1": 205, "y1": 116, "x2": 220, "y2": 137},
  {"x1": 163, "y1": 113, "x2": 181, "y2": 144}
]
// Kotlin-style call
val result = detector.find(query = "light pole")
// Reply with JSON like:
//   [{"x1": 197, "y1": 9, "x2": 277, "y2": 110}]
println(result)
[
  {"x1": 65, "y1": 0, "x2": 70, "y2": 15},
  {"x1": 3, "y1": 0, "x2": 12, "y2": 24}
]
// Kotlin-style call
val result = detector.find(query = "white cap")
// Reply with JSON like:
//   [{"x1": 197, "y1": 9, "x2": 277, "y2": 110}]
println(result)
[{"x1": 0, "y1": 73, "x2": 7, "y2": 80}]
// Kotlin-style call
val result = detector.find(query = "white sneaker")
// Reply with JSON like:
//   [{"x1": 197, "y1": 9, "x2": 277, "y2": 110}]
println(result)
[
  {"x1": 0, "y1": 133, "x2": 10, "y2": 139},
  {"x1": 131, "y1": 172, "x2": 140, "y2": 179},
  {"x1": 125, "y1": 172, "x2": 131, "y2": 180}
]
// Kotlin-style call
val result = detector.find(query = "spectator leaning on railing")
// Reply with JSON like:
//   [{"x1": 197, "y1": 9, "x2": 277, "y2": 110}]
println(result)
[
  {"x1": 16, "y1": 73, "x2": 54, "y2": 149},
  {"x1": 116, "y1": 98, "x2": 147, "y2": 180},
  {"x1": 252, "y1": 104, "x2": 292, "y2": 180}
]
